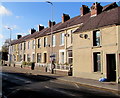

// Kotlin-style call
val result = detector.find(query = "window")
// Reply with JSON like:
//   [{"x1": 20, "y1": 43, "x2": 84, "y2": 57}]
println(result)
[
  {"x1": 32, "y1": 54, "x2": 35, "y2": 62},
  {"x1": 44, "y1": 53, "x2": 47, "y2": 63},
  {"x1": 93, "y1": 30, "x2": 101, "y2": 46},
  {"x1": 93, "y1": 52, "x2": 101, "y2": 72},
  {"x1": 44, "y1": 37, "x2": 47, "y2": 47},
  {"x1": 27, "y1": 54, "x2": 30, "y2": 62},
  {"x1": 68, "y1": 50, "x2": 73, "y2": 64},
  {"x1": 28, "y1": 41, "x2": 30, "y2": 49},
  {"x1": 59, "y1": 51, "x2": 65, "y2": 64},
  {"x1": 13, "y1": 55, "x2": 16, "y2": 61},
  {"x1": 37, "y1": 53, "x2": 41, "y2": 63},
  {"x1": 71, "y1": 30, "x2": 73, "y2": 44},
  {"x1": 60, "y1": 33, "x2": 64, "y2": 45},
  {"x1": 38, "y1": 39, "x2": 41, "y2": 48},
  {"x1": 24, "y1": 42, "x2": 26, "y2": 50},
  {"x1": 19, "y1": 55, "x2": 22, "y2": 61},
  {"x1": 32, "y1": 40, "x2": 35, "y2": 49},
  {"x1": 52, "y1": 35, "x2": 56, "y2": 46}
]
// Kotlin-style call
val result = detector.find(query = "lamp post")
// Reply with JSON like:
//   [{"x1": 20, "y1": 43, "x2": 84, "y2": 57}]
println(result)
[
  {"x1": 8, "y1": 27, "x2": 12, "y2": 66},
  {"x1": 46, "y1": 1, "x2": 54, "y2": 74}
]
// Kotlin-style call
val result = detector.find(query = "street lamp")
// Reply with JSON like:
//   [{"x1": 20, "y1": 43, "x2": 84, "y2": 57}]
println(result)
[
  {"x1": 46, "y1": 1, "x2": 54, "y2": 74},
  {"x1": 8, "y1": 27, "x2": 12, "y2": 66}
]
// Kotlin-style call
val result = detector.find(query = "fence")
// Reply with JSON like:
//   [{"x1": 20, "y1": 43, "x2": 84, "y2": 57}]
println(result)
[{"x1": 35, "y1": 63, "x2": 71, "y2": 71}]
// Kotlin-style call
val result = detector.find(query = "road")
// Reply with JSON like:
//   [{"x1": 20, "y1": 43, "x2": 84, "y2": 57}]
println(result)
[{"x1": 2, "y1": 71, "x2": 120, "y2": 98}]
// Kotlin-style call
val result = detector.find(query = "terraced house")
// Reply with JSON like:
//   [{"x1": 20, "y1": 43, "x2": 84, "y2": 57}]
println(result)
[
  {"x1": 9, "y1": 2, "x2": 120, "y2": 82},
  {"x1": 73, "y1": 2, "x2": 120, "y2": 83}
]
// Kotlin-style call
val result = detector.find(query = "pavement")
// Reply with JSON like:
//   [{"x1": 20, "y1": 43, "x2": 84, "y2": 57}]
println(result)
[{"x1": 2, "y1": 66, "x2": 120, "y2": 94}]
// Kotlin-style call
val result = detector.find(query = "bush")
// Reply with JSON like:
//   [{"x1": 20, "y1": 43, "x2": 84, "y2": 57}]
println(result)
[
  {"x1": 22, "y1": 61, "x2": 27, "y2": 65},
  {"x1": 27, "y1": 62, "x2": 35, "y2": 66}
]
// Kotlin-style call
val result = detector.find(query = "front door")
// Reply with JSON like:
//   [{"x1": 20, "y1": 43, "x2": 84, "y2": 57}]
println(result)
[
  {"x1": 106, "y1": 54, "x2": 116, "y2": 81},
  {"x1": 44, "y1": 53, "x2": 47, "y2": 63}
]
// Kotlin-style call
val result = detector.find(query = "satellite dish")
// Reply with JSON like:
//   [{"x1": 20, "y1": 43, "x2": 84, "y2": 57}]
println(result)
[
  {"x1": 79, "y1": 34, "x2": 83, "y2": 38},
  {"x1": 84, "y1": 34, "x2": 88, "y2": 39}
]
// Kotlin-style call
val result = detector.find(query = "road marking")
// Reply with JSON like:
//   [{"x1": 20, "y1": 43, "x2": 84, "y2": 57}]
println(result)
[
  {"x1": 74, "y1": 83, "x2": 80, "y2": 88},
  {"x1": 45, "y1": 86, "x2": 76, "y2": 96},
  {"x1": 2, "y1": 73, "x2": 32, "y2": 84}
]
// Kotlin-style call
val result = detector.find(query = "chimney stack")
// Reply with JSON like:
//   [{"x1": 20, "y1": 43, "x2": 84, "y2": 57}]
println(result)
[
  {"x1": 80, "y1": 5, "x2": 90, "y2": 16},
  {"x1": 91, "y1": 2, "x2": 103, "y2": 17},
  {"x1": 30, "y1": 28, "x2": 36, "y2": 34},
  {"x1": 38, "y1": 25, "x2": 44, "y2": 31},
  {"x1": 62, "y1": 13, "x2": 70, "y2": 23},
  {"x1": 17, "y1": 35, "x2": 22, "y2": 39},
  {"x1": 48, "y1": 20, "x2": 56, "y2": 28}
]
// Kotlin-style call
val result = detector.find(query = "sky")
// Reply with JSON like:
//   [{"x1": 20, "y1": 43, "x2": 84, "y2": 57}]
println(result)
[{"x1": 0, "y1": 1, "x2": 119, "y2": 50}]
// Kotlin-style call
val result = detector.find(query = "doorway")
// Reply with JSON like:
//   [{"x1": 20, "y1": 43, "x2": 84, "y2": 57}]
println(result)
[
  {"x1": 106, "y1": 54, "x2": 116, "y2": 81},
  {"x1": 44, "y1": 53, "x2": 47, "y2": 63},
  {"x1": 23, "y1": 54, "x2": 26, "y2": 61}
]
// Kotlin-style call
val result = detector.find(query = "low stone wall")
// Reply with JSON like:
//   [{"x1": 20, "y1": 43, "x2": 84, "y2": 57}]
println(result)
[
  {"x1": 35, "y1": 66, "x2": 47, "y2": 72},
  {"x1": 54, "y1": 69, "x2": 69, "y2": 76}
]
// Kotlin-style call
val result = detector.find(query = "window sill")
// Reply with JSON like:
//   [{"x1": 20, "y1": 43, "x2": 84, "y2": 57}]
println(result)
[
  {"x1": 52, "y1": 45, "x2": 56, "y2": 47},
  {"x1": 92, "y1": 45, "x2": 102, "y2": 49},
  {"x1": 93, "y1": 71, "x2": 103, "y2": 74},
  {"x1": 60, "y1": 44, "x2": 64, "y2": 47}
]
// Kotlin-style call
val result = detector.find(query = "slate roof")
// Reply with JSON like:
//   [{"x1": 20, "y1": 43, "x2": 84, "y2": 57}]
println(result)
[
  {"x1": 11, "y1": 2, "x2": 119, "y2": 45},
  {"x1": 74, "y1": 7, "x2": 120, "y2": 33}
]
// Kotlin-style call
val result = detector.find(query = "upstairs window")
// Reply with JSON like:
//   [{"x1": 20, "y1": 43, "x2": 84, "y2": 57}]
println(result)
[
  {"x1": 44, "y1": 37, "x2": 47, "y2": 47},
  {"x1": 28, "y1": 41, "x2": 30, "y2": 49},
  {"x1": 52, "y1": 35, "x2": 56, "y2": 47},
  {"x1": 93, "y1": 30, "x2": 101, "y2": 46},
  {"x1": 38, "y1": 39, "x2": 41, "y2": 48},
  {"x1": 24, "y1": 42, "x2": 26, "y2": 50},
  {"x1": 32, "y1": 40, "x2": 35, "y2": 49},
  {"x1": 60, "y1": 33, "x2": 64, "y2": 45},
  {"x1": 21, "y1": 43, "x2": 22, "y2": 50}
]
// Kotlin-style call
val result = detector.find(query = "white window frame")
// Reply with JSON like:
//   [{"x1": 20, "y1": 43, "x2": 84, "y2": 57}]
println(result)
[
  {"x1": 52, "y1": 35, "x2": 56, "y2": 47},
  {"x1": 60, "y1": 33, "x2": 64, "y2": 46},
  {"x1": 59, "y1": 49, "x2": 65, "y2": 64}
]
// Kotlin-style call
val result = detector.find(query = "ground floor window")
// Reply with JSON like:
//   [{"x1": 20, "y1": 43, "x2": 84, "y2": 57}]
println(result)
[
  {"x1": 13, "y1": 55, "x2": 16, "y2": 61},
  {"x1": 27, "y1": 54, "x2": 30, "y2": 62},
  {"x1": 37, "y1": 53, "x2": 41, "y2": 63},
  {"x1": 43, "y1": 53, "x2": 47, "y2": 63},
  {"x1": 32, "y1": 54, "x2": 35, "y2": 62},
  {"x1": 19, "y1": 55, "x2": 22, "y2": 62},
  {"x1": 68, "y1": 50, "x2": 73, "y2": 64},
  {"x1": 93, "y1": 52, "x2": 101, "y2": 72},
  {"x1": 59, "y1": 51, "x2": 65, "y2": 64}
]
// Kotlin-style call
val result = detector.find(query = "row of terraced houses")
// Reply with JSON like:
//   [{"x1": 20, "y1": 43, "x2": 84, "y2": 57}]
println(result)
[{"x1": 9, "y1": 2, "x2": 120, "y2": 83}]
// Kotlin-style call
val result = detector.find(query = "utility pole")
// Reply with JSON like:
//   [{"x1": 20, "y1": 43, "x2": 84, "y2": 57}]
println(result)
[
  {"x1": 8, "y1": 27, "x2": 12, "y2": 66},
  {"x1": 46, "y1": 1, "x2": 54, "y2": 74}
]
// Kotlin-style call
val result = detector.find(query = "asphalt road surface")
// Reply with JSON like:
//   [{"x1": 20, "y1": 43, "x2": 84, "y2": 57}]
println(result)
[{"x1": 2, "y1": 71, "x2": 120, "y2": 98}]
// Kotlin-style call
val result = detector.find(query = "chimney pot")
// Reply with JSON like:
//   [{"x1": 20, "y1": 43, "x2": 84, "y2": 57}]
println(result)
[
  {"x1": 30, "y1": 28, "x2": 36, "y2": 34},
  {"x1": 62, "y1": 13, "x2": 70, "y2": 23},
  {"x1": 38, "y1": 25, "x2": 44, "y2": 31},
  {"x1": 91, "y1": 2, "x2": 103, "y2": 17},
  {"x1": 80, "y1": 5, "x2": 90, "y2": 16},
  {"x1": 17, "y1": 35, "x2": 22, "y2": 39},
  {"x1": 48, "y1": 20, "x2": 56, "y2": 28}
]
